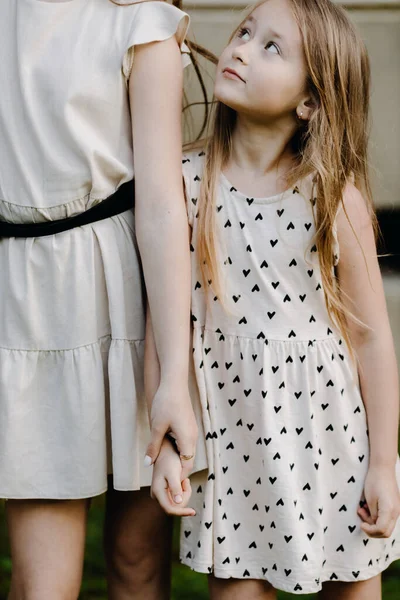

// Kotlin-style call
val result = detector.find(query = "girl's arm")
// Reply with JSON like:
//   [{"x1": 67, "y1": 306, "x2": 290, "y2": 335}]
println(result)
[
  {"x1": 144, "y1": 304, "x2": 195, "y2": 516},
  {"x1": 336, "y1": 183, "x2": 400, "y2": 537},
  {"x1": 130, "y1": 35, "x2": 197, "y2": 475},
  {"x1": 144, "y1": 303, "x2": 161, "y2": 416}
]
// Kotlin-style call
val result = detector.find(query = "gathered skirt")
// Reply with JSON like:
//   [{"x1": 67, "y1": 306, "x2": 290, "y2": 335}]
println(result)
[{"x1": 0, "y1": 208, "x2": 207, "y2": 499}]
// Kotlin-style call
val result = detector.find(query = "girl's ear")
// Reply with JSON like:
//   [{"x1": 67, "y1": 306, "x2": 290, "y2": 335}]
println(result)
[{"x1": 296, "y1": 97, "x2": 316, "y2": 122}]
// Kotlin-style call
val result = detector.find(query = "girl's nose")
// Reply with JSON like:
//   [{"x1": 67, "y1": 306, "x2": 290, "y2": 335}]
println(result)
[{"x1": 232, "y1": 44, "x2": 249, "y2": 65}]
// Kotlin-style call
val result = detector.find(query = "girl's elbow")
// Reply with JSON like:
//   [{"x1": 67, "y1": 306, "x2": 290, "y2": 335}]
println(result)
[{"x1": 348, "y1": 319, "x2": 391, "y2": 350}]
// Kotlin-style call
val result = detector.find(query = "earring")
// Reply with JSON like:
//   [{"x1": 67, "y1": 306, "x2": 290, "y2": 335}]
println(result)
[{"x1": 299, "y1": 111, "x2": 304, "y2": 119}]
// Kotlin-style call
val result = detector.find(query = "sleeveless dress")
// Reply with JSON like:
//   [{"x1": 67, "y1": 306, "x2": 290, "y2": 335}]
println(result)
[
  {"x1": 180, "y1": 150, "x2": 400, "y2": 595},
  {"x1": 0, "y1": 0, "x2": 207, "y2": 499}
]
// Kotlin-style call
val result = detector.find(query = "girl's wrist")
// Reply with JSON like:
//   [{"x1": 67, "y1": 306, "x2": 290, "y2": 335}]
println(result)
[
  {"x1": 159, "y1": 365, "x2": 189, "y2": 385},
  {"x1": 368, "y1": 433, "x2": 399, "y2": 470},
  {"x1": 368, "y1": 456, "x2": 398, "y2": 471}
]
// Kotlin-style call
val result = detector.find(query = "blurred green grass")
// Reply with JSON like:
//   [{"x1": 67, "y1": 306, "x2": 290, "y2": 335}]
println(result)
[{"x1": 0, "y1": 497, "x2": 399, "y2": 599}]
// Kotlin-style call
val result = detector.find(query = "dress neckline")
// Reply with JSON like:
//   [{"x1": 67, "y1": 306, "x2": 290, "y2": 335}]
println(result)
[{"x1": 220, "y1": 172, "x2": 296, "y2": 206}]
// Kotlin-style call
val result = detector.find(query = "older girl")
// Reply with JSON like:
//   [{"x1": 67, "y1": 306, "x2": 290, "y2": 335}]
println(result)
[{"x1": 0, "y1": 0, "x2": 199, "y2": 598}]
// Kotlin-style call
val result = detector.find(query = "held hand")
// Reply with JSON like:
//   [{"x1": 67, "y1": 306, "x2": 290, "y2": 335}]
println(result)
[
  {"x1": 151, "y1": 438, "x2": 196, "y2": 517},
  {"x1": 145, "y1": 380, "x2": 198, "y2": 480},
  {"x1": 358, "y1": 466, "x2": 400, "y2": 538}
]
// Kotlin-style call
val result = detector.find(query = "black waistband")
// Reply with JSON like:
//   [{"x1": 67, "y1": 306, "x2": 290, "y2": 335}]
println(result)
[{"x1": 0, "y1": 180, "x2": 135, "y2": 238}]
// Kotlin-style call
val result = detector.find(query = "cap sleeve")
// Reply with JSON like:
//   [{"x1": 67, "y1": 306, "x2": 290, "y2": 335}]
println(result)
[{"x1": 123, "y1": 2, "x2": 190, "y2": 80}]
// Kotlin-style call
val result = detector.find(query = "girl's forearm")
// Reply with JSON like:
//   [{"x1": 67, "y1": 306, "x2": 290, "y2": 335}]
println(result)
[
  {"x1": 130, "y1": 36, "x2": 190, "y2": 386},
  {"x1": 353, "y1": 328, "x2": 399, "y2": 469},
  {"x1": 137, "y1": 199, "x2": 191, "y2": 382},
  {"x1": 144, "y1": 304, "x2": 161, "y2": 413}
]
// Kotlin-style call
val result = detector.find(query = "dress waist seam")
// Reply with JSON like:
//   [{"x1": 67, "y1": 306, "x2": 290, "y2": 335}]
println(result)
[{"x1": 194, "y1": 326, "x2": 341, "y2": 345}]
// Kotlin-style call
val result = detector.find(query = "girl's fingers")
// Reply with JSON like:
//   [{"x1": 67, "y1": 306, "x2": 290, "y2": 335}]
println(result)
[
  {"x1": 360, "y1": 509, "x2": 393, "y2": 538},
  {"x1": 361, "y1": 522, "x2": 393, "y2": 538},
  {"x1": 172, "y1": 425, "x2": 197, "y2": 480},
  {"x1": 145, "y1": 425, "x2": 165, "y2": 467},
  {"x1": 357, "y1": 506, "x2": 374, "y2": 525},
  {"x1": 181, "y1": 478, "x2": 193, "y2": 509},
  {"x1": 369, "y1": 502, "x2": 378, "y2": 522},
  {"x1": 166, "y1": 472, "x2": 185, "y2": 505},
  {"x1": 165, "y1": 477, "x2": 195, "y2": 515},
  {"x1": 182, "y1": 478, "x2": 192, "y2": 493},
  {"x1": 152, "y1": 478, "x2": 195, "y2": 517},
  {"x1": 166, "y1": 475, "x2": 193, "y2": 508},
  {"x1": 180, "y1": 457, "x2": 195, "y2": 481}
]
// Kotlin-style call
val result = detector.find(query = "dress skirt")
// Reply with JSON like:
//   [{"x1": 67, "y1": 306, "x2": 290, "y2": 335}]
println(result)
[{"x1": 0, "y1": 207, "x2": 152, "y2": 499}]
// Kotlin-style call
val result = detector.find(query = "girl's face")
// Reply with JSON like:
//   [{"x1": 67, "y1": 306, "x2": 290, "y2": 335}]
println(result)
[{"x1": 215, "y1": 0, "x2": 309, "y2": 122}]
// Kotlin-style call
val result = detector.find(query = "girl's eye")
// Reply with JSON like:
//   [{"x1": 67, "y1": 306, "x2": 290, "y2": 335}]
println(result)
[
  {"x1": 265, "y1": 41, "x2": 280, "y2": 55},
  {"x1": 238, "y1": 27, "x2": 251, "y2": 41}
]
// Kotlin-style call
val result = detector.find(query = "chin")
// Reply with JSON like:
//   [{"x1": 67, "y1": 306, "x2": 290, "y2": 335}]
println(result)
[{"x1": 214, "y1": 82, "x2": 243, "y2": 113}]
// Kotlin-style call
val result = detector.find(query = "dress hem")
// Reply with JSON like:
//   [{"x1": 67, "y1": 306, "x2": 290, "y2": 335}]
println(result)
[
  {"x1": 1, "y1": 486, "x2": 108, "y2": 501},
  {"x1": 0, "y1": 481, "x2": 153, "y2": 500},
  {"x1": 180, "y1": 553, "x2": 400, "y2": 595}
]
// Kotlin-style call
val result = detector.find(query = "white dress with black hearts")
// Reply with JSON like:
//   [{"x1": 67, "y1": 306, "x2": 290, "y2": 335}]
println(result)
[{"x1": 180, "y1": 150, "x2": 400, "y2": 595}]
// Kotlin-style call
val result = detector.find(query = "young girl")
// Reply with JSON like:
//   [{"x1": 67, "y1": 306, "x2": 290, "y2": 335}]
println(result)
[
  {"x1": 151, "y1": 0, "x2": 400, "y2": 597},
  {"x1": 0, "y1": 0, "x2": 203, "y2": 598}
]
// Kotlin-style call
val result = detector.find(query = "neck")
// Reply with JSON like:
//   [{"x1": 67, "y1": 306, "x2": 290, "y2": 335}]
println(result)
[{"x1": 230, "y1": 113, "x2": 297, "y2": 178}]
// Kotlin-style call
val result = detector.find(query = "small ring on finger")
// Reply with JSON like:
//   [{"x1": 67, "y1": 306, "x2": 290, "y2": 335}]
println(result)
[{"x1": 180, "y1": 454, "x2": 195, "y2": 461}]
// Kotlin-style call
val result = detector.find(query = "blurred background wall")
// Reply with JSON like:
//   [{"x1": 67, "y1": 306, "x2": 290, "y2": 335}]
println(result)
[{"x1": 183, "y1": 0, "x2": 400, "y2": 368}]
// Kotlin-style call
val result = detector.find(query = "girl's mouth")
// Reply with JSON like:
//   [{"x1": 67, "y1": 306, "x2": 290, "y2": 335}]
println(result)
[{"x1": 223, "y1": 68, "x2": 246, "y2": 83}]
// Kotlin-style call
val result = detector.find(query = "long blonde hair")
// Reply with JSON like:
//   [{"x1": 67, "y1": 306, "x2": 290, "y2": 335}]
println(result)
[{"x1": 197, "y1": 0, "x2": 375, "y2": 349}]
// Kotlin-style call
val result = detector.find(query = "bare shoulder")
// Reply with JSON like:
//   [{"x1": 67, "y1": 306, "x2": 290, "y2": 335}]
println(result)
[
  {"x1": 337, "y1": 182, "x2": 373, "y2": 237},
  {"x1": 335, "y1": 181, "x2": 378, "y2": 274}
]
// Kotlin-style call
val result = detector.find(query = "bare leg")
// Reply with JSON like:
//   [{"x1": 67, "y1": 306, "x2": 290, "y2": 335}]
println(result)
[
  {"x1": 104, "y1": 482, "x2": 173, "y2": 600},
  {"x1": 319, "y1": 574, "x2": 382, "y2": 600},
  {"x1": 209, "y1": 576, "x2": 277, "y2": 600},
  {"x1": 7, "y1": 499, "x2": 88, "y2": 600}
]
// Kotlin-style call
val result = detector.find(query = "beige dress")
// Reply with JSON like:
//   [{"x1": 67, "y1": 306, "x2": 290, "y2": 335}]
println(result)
[{"x1": 0, "y1": 0, "x2": 205, "y2": 499}]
